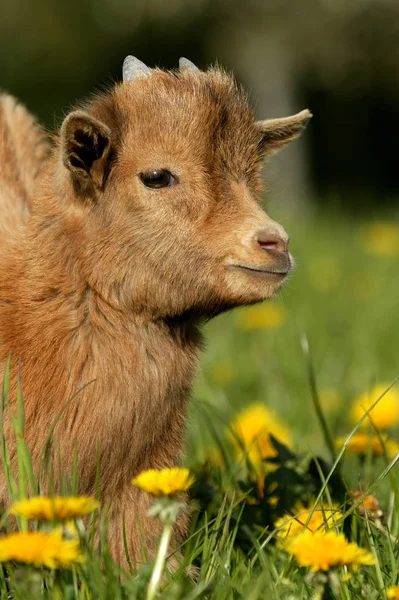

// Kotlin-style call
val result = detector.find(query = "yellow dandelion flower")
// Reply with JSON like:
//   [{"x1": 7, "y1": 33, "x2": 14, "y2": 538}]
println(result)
[
  {"x1": 387, "y1": 586, "x2": 399, "y2": 599},
  {"x1": 384, "y1": 439, "x2": 399, "y2": 457},
  {"x1": 132, "y1": 467, "x2": 194, "y2": 497},
  {"x1": 229, "y1": 403, "x2": 292, "y2": 467},
  {"x1": 360, "y1": 222, "x2": 399, "y2": 257},
  {"x1": 59, "y1": 521, "x2": 80, "y2": 540},
  {"x1": 336, "y1": 433, "x2": 399, "y2": 457},
  {"x1": 285, "y1": 529, "x2": 375, "y2": 572},
  {"x1": 209, "y1": 361, "x2": 235, "y2": 386},
  {"x1": 275, "y1": 502, "x2": 342, "y2": 539},
  {"x1": 10, "y1": 496, "x2": 100, "y2": 521},
  {"x1": 351, "y1": 384, "x2": 399, "y2": 430},
  {"x1": 0, "y1": 531, "x2": 85, "y2": 569},
  {"x1": 237, "y1": 303, "x2": 286, "y2": 331}
]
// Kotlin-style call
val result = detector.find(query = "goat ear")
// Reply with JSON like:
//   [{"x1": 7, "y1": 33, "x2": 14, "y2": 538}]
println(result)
[
  {"x1": 256, "y1": 109, "x2": 312, "y2": 157},
  {"x1": 61, "y1": 111, "x2": 112, "y2": 189}
]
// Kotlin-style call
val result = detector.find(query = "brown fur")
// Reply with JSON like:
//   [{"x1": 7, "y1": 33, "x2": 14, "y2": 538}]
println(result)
[
  {"x1": 0, "y1": 65, "x2": 310, "y2": 566},
  {"x1": 0, "y1": 95, "x2": 49, "y2": 243}
]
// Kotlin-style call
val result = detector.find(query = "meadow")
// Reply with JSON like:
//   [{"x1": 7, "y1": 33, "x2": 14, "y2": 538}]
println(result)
[{"x1": 1, "y1": 210, "x2": 399, "y2": 599}]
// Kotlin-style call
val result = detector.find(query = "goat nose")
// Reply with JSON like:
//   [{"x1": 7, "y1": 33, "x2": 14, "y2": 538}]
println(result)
[{"x1": 257, "y1": 229, "x2": 289, "y2": 254}]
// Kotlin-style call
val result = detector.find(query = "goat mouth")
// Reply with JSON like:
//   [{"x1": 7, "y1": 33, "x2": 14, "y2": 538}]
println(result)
[{"x1": 229, "y1": 264, "x2": 291, "y2": 277}]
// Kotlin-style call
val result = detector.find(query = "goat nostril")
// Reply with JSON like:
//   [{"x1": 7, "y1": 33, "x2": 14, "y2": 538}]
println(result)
[
  {"x1": 259, "y1": 240, "x2": 279, "y2": 250},
  {"x1": 257, "y1": 233, "x2": 288, "y2": 254}
]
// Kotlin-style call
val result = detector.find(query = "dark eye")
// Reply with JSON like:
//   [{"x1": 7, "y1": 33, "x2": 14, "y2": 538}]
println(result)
[{"x1": 139, "y1": 169, "x2": 175, "y2": 189}]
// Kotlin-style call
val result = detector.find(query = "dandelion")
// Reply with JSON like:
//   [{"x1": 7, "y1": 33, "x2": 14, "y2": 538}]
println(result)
[
  {"x1": 59, "y1": 521, "x2": 80, "y2": 540},
  {"x1": 336, "y1": 433, "x2": 399, "y2": 457},
  {"x1": 275, "y1": 502, "x2": 342, "y2": 539},
  {"x1": 229, "y1": 403, "x2": 292, "y2": 468},
  {"x1": 10, "y1": 496, "x2": 100, "y2": 521},
  {"x1": 387, "y1": 587, "x2": 399, "y2": 599},
  {"x1": 284, "y1": 529, "x2": 375, "y2": 572},
  {"x1": 236, "y1": 303, "x2": 286, "y2": 330},
  {"x1": 351, "y1": 384, "x2": 399, "y2": 429},
  {"x1": 0, "y1": 530, "x2": 85, "y2": 569},
  {"x1": 360, "y1": 222, "x2": 399, "y2": 257},
  {"x1": 132, "y1": 467, "x2": 194, "y2": 497},
  {"x1": 133, "y1": 468, "x2": 194, "y2": 600}
]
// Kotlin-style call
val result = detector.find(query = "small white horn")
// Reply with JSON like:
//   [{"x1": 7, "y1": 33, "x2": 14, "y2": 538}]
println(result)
[
  {"x1": 123, "y1": 56, "x2": 152, "y2": 82},
  {"x1": 179, "y1": 57, "x2": 200, "y2": 72}
]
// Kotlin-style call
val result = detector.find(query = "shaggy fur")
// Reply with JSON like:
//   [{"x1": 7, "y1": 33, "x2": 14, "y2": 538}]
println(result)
[
  {"x1": 0, "y1": 95, "x2": 48, "y2": 243},
  {"x1": 0, "y1": 64, "x2": 311, "y2": 566}
]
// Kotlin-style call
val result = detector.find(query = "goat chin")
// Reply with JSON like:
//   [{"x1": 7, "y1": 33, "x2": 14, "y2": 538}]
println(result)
[{"x1": 0, "y1": 59, "x2": 310, "y2": 568}]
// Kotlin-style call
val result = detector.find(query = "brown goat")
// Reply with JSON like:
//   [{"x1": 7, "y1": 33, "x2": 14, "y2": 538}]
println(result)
[{"x1": 0, "y1": 57, "x2": 311, "y2": 566}]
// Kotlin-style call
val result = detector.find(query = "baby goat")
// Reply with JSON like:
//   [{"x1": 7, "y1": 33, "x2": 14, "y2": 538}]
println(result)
[{"x1": 0, "y1": 57, "x2": 311, "y2": 565}]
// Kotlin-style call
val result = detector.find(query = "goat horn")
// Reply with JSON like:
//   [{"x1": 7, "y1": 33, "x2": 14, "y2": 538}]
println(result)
[
  {"x1": 179, "y1": 57, "x2": 200, "y2": 72},
  {"x1": 123, "y1": 56, "x2": 152, "y2": 82}
]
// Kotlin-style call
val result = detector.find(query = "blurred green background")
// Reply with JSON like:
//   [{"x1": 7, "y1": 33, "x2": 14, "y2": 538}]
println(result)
[{"x1": 1, "y1": 0, "x2": 398, "y2": 459}]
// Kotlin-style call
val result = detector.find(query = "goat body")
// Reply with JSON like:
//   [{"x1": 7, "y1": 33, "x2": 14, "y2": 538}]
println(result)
[{"x1": 0, "y1": 59, "x2": 310, "y2": 565}]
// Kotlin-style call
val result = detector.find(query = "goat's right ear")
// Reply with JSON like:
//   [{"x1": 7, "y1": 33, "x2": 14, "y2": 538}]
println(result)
[
  {"x1": 256, "y1": 109, "x2": 312, "y2": 157},
  {"x1": 60, "y1": 111, "x2": 112, "y2": 190}
]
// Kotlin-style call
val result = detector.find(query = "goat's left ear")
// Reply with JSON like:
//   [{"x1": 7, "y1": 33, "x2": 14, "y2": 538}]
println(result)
[
  {"x1": 256, "y1": 109, "x2": 312, "y2": 157},
  {"x1": 60, "y1": 111, "x2": 112, "y2": 190}
]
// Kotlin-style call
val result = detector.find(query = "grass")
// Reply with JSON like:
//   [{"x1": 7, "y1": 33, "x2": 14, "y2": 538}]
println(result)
[{"x1": 1, "y1": 210, "x2": 399, "y2": 599}]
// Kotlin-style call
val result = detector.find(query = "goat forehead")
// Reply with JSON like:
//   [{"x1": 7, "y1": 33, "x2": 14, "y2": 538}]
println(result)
[
  {"x1": 120, "y1": 68, "x2": 252, "y2": 115},
  {"x1": 117, "y1": 71, "x2": 259, "y2": 171}
]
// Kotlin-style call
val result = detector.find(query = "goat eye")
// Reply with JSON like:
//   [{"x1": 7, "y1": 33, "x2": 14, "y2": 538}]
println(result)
[{"x1": 140, "y1": 170, "x2": 175, "y2": 189}]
